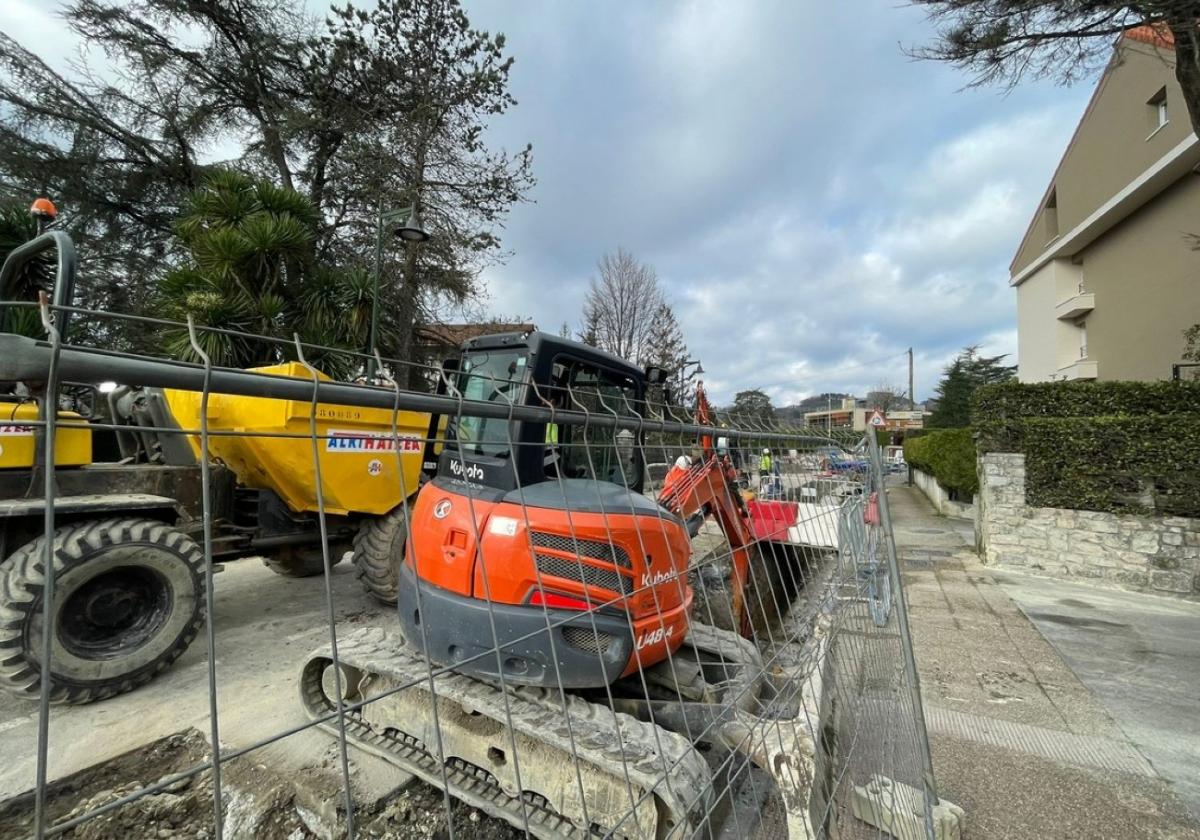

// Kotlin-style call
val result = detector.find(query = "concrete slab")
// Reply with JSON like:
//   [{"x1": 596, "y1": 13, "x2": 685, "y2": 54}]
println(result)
[{"x1": 996, "y1": 568, "x2": 1200, "y2": 825}]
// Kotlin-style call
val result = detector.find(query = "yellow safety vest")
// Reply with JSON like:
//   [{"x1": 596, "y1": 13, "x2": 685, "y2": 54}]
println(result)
[
  {"x1": 546, "y1": 423, "x2": 559, "y2": 445},
  {"x1": 760, "y1": 453, "x2": 771, "y2": 471}
]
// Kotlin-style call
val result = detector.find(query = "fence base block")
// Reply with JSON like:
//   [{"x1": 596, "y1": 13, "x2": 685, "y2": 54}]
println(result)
[{"x1": 850, "y1": 774, "x2": 964, "y2": 840}]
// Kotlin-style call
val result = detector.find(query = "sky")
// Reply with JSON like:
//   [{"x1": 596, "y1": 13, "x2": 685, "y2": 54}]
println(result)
[
  {"x1": 4, "y1": 0, "x2": 1096, "y2": 405},
  {"x1": 455, "y1": 0, "x2": 1094, "y2": 404}
]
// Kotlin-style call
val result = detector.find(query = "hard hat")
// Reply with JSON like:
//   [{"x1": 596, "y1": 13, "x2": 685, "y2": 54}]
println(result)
[{"x1": 762, "y1": 448, "x2": 769, "y2": 454}]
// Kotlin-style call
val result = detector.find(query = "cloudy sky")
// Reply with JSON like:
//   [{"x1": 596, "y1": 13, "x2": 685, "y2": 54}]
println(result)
[
  {"x1": 6, "y1": 0, "x2": 1096, "y2": 405},
  {"x1": 456, "y1": 0, "x2": 1093, "y2": 404}
]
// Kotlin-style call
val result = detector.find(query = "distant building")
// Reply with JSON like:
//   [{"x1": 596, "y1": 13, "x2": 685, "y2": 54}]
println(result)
[
  {"x1": 1011, "y1": 26, "x2": 1200, "y2": 382},
  {"x1": 804, "y1": 397, "x2": 928, "y2": 433}
]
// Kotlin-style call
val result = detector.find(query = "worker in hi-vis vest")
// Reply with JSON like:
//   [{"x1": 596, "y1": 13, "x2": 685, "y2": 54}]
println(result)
[
  {"x1": 759, "y1": 448, "x2": 772, "y2": 476},
  {"x1": 543, "y1": 389, "x2": 563, "y2": 476}
]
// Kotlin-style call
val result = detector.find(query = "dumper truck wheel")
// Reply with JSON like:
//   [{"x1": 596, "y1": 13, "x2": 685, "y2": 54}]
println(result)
[
  {"x1": 352, "y1": 505, "x2": 409, "y2": 605},
  {"x1": 262, "y1": 545, "x2": 345, "y2": 578},
  {"x1": 0, "y1": 518, "x2": 205, "y2": 705}
]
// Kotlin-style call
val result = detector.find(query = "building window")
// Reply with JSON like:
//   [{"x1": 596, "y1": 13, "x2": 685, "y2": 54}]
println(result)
[
  {"x1": 1147, "y1": 87, "x2": 1168, "y2": 134},
  {"x1": 1044, "y1": 188, "x2": 1059, "y2": 242}
]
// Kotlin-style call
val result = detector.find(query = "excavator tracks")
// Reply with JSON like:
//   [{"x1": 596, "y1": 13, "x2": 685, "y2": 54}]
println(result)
[{"x1": 300, "y1": 627, "x2": 714, "y2": 839}]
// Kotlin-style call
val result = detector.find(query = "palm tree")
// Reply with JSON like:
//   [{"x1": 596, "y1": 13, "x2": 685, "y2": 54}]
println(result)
[{"x1": 159, "y1": 170, "x2": 382, "y2": 379}]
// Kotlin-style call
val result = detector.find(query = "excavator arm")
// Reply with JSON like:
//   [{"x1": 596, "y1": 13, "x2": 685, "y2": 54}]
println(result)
[{"x1": 659, "y1": 382, "x2": 760, "y2": 636}]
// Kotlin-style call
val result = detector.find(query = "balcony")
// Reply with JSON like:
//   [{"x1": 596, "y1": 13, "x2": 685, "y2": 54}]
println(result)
[
  {"x1": 1056, "y1": 359, "x2": 1099, "y2": 380},
  {"x1": 1055, "y1": 292, "x2": 1095, "y2": 320}
]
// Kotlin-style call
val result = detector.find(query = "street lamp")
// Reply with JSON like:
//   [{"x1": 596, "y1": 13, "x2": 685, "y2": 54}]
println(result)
[
  {"x1": 681, "y1": 358, "x2": 705, "y2": 378},
  {"x1": 367, "y1": 203, "x2": 430, "y2": 380}
]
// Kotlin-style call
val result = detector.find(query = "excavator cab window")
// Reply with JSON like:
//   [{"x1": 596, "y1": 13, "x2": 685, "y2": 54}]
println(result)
[
  {"x1": 451, "y1": 349, "x2": 527, "y2": 458},
  {"x1": 552, "y1": 358, "x2": 641, "y2": 488}
]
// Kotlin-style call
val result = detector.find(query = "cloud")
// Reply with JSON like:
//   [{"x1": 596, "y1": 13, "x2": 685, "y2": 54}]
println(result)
[
  {"x1": 462, "y1": 0, "x2": 1092, "y2": 405},
  {"x1": 19, "y1": 0, "x2": 1089, "y2": 408}
]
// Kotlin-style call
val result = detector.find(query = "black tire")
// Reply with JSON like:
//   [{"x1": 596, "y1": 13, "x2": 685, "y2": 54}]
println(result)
[
  {"x1": 262, "y1": 545, "x2": 345, "y2": 578},
  {"x1": 352, "y1": 505, "x2": 409, "y2": 605},
  {"x1": 0, "y1": 517, "x2": 205, "y2": 705}
]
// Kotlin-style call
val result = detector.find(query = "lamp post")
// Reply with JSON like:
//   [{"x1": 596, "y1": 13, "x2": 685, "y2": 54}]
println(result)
[{"x1": 367, "y1": 202, "x2": 430, "y2": 381}]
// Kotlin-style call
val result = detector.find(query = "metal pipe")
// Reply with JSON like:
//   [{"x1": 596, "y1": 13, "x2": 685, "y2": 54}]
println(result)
[{"x1": 0, "y1": 334, "x2": 836, "y2": 445}]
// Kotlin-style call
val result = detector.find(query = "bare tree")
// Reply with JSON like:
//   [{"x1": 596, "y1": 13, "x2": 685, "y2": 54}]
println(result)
[
  {"x1": 866, "y1": 382, "x2": 907, "y2": 413},
  {"x1": 910, "y1": 3, "x2": 1200, "y2": 137},
  {"x1": 580, "y1": 249, "x2": 663, "y2": 362}
]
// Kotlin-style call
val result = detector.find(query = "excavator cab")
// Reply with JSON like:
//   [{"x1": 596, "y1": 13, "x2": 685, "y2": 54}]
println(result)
[
  {"x1": 433, "y1": 330, "x2": 647, "y2": 492},
  {"x1": 399, "y1": 330, "x2": 695, "y2": 688}
]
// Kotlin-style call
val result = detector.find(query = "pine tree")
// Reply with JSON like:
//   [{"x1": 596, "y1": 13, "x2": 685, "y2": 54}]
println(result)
[
  {"x1": 578, "y1": 308, "x2": 601, "y2": 347},
  {"x1": 927, "y1": 346, "x2": 1016, "y2": 428},
  {"x1": 642, "y1": 303, "x2": 691, "y2": 386}
]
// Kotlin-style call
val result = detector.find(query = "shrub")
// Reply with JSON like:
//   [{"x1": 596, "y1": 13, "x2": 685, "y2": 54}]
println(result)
[
  {"x1": 904, "y1": 428, "x2": 977, "y2": 498},
  {"x1": 1020, "y1": 415, "x2": 1199, "y2": 517},
  {"x1": 972, "y1": 380, "x2": 1200, "y2": 518},
  {"x1": 974, "y1": 380, "x2": 1200, "y2": 421}
]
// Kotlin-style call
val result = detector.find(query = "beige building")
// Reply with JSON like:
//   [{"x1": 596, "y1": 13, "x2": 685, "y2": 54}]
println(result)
[
  {"x1": 803, "y1": 397, "x2": 927, "y2": 433},
  {"x1": 1011, "y1": 27, "x2": 1200, "y2": 383}
]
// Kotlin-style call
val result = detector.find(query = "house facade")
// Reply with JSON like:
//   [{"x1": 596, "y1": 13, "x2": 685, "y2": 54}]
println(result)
[{"x1": 1011, "y1": 27, "x2": 1200, "y2": 383}]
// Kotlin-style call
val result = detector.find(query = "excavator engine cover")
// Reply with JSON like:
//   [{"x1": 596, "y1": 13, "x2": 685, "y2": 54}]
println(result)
[{"x1": 399, "y1": 475, "x2": 694, "y2": 688}]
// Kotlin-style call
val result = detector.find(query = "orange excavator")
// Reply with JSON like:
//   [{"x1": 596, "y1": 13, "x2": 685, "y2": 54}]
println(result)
[{"x1": 301, "y1": 330, "x2": 813, "y2": 838}]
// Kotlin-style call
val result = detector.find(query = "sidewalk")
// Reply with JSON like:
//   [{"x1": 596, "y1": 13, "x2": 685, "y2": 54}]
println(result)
[{"x1": 889, "y1": 483, "x2": 1200, "y2": 839}]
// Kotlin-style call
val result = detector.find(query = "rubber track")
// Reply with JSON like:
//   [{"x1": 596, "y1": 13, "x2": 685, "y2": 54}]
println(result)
[
  {"x1": 300, "y1": 627, "x2": 714, "y2": 839},
  {"x1": 351, "y1": 506, "x2": 407, "y2": 604},
  {"x1": 0, "y1": 517, "x2": 205, "y2": 705}
]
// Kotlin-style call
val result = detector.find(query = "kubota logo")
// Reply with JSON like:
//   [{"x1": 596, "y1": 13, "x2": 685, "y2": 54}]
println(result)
[
  {"x1": 433, "y1": 499, "x2": 452, "y2": 519},
  {"x1": 640, "y1": 569, "x2": 679, "y2": 588},
  {"x1": 448, "y1": 459, "x2": 485, "y2": 482}
]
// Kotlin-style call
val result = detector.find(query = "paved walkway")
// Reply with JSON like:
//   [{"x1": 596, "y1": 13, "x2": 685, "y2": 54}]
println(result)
[{"x1": 889, "y1": 483, "x2": 1200, "y2": 839}]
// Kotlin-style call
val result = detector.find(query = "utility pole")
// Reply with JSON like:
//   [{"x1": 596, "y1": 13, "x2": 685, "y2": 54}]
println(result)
[
  {"x1": 826, "y1": 393, "x2": 831, "y2": 433},
  {"x1": 908, "y1": 347, "x2": 915, "y2": 412}
]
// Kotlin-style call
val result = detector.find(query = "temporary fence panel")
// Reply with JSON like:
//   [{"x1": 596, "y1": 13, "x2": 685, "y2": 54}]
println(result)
[{"x1": 0, "y1": 288, "x2": 947, "y2": 840}]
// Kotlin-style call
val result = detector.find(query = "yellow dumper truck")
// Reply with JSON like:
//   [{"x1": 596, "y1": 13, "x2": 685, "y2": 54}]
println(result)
[{"x1": 0, "y1": 228, "x2": 430, "y2": 704}]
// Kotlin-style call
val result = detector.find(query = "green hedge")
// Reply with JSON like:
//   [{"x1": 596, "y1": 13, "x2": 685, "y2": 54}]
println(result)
[
  {"x1": 904, "y1": 428, "x2": 977, "y2": 498},
  {"x1": 974, "y1": 380, "x2": 1200, "y2": 420},
  {"x1": 1020, "y1": 415, "x2": 1199, "y2": 517},
  {"x1": 972, "y1": 381, "x2": 1200, "y2": 518}
]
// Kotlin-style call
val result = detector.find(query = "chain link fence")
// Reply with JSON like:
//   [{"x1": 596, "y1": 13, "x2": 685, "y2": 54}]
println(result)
[{"x1": 0, "y1": 246, "x2": 950, "y2": 840}]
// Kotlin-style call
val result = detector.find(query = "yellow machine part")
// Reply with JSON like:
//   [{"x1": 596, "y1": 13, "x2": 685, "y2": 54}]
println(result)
[
  {"x1": 0, "y1": 401, "x2": 92, "y2": 468},
  {"x1": 163, "y1": 363, "x2": 432, "y2": 517}
]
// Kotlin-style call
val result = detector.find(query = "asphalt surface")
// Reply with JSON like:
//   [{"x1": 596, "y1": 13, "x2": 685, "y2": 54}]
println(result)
[
  {"x1": 891, "y1": 483, "x2": 1200, "y2": 839},
  {"x1": 996, "y1": 568, "x2": 1200, "y2": 825}
]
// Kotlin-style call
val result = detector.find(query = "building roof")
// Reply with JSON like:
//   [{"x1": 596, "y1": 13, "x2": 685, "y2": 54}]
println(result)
[
  {"x1": 1008, "y1": 24, "x2": 1186, "y2": 279},
  {"x1": 414, "y1": 322, "x2": 537, "y2": 347},
  {"x1": 1124, "y1": 25, "x2": 1174, "y2": 50}
]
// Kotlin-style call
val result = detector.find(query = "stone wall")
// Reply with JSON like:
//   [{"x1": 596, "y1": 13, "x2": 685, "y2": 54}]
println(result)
[
  {"x1": 978, "y1": 453, "x2": 1200, "y2": 599},
  {"x1": 910, "y1": 467, "x2": 975, "y2": 521}
]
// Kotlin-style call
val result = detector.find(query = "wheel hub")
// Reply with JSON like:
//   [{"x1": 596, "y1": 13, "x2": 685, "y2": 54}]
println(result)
[
  {"x1": 58, "y1": 564, "x2": 173, "y2": 660},
  {"x1": 83, "y1": 587, "x2": 140, "y2": 629}
]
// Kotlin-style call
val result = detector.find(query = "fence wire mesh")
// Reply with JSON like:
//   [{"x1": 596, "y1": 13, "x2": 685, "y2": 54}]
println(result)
[{"x1": 0, "y1": 285, "x2": 940, "y2": 840}]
